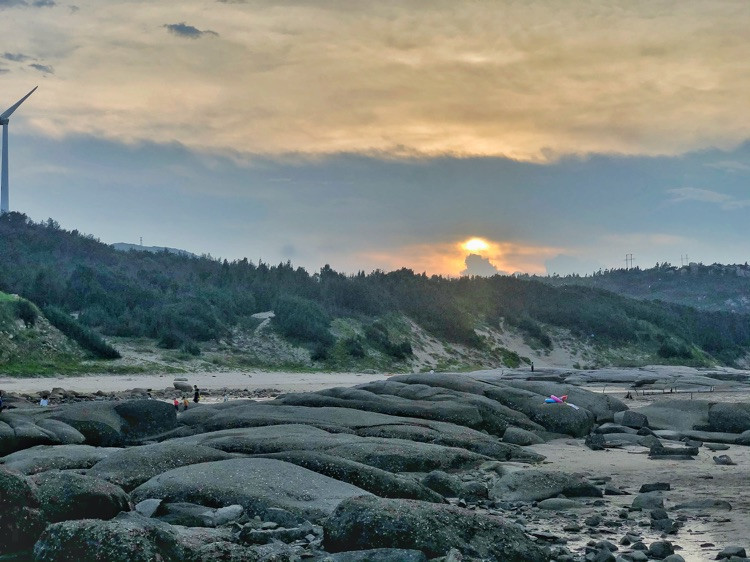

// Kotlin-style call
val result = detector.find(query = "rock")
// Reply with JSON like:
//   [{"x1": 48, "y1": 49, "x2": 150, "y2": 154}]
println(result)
[
  {"x1": 736, "y1": 430, "x2": 750, "y2": 446},
  {"x1": 594, "y1": 423, "x2": 637, "y2": 435},
  {"x1": 323, "y1": 495, "x2": 548, "y2": 561},
  {"x1": 673, "y1": 499, "x2": 732, "y2": 511},
  {"x1": 584, "y1": 514, "x2": 602, "y2": 527},
  {"x1": 503, "y1": 426, "x2": 544, "y2": 446},
  {"x1": 706, "y1": 443, "x2": 731, "y2": 451},
  {"x1": 717, "y1": 546, "x2": 747, "y2": 559},
  {"x1": 460, "y1": 481, "x2": 488, "y2": 501},
  {"x1": 315, "y1": 549, "x2": 428, "y2": 561},
  {"x1": 713, "y1": 454, "x2": 736, "y2": 465},
  {"x1": 585, "y1": 433, "x2": 606, "y2": 450},
  {"x1": 32, "y1": 512, "x2": 185, "y2": 562},
  {"x1": 0, "y1": 466, "x2": 47, "y2": 555},
  {"x1": 34, "y1": 420, "x2": 86, "y2": 445},
  {"x1": 631, "y1": 492, "x2": 664, "y2": 510},
  {"x1": 490, "y1": 469, "x2": 602, "y2": 502},
  {"x1": 178, "y1": 402, "x2": 544, "y2": 463},
  {"x1": 634, "y1": 400, "x2": 710, "y2": 431},
  {"x1": 613, "y1": 410, "x2": 649, "y2": 429},
  {"x1": 278, "y1": 381, "x2": 543, "y2": 436},
  {"x1": 422, "y1": 470, "x2": 464, "y2": 498},
  {"x1": 639, "y1": 482, "x2": 670, "y2": 493},
  {"x1": 709, "y1": 403, "x2": 750, "y2": 433},
  {"x1": 537, "y1": 498, "x2": 584, "y2": 510},
  {"x1": 134, "y1": 498, "x2": 162, "y2": 518},
  {"x1": 88, "y1": 442, "x2": 236, "y2": 491},
  {"x1": 604, "y1": 483, "x2": 629, "y2": 496},
  {"x1": 647, "y1": 540, "x2": 674, "y2": 559},
  {"x1": 132, "y1": 458, "x2": 371, "y2": 523},
  {"x1": 258, "y1": 450, "x2": 443, "y2": 502},
  {"x1": 30, "y1": 472, "x2": 131, "y2": 523},
  {"x1": 0, "y1": 444, "x2": 119, "y2": 475},
  {"x1": 46, "y1": 400, "x2": 176, "y2": 446},
  {"x1": 153, "y1": 502, "x2": 215, "y2": 527},
  {"x1": 649, "y1": 445, "x2": 698, "y2": 458},
  {"x1": 663, "y1": 555, "x2": 685, "y2": 562},
  {"x1": 171, "y1": 424, "x2": 489, "y2": 473},
  {"x1": 173, "y1": 381, "x2": 193, "y2": 392},
  {"x1": 206, "y1": 504, "x2": 244, "y2": 527},
  {"x1": 239, "y1": 521, "x2": 313, "y2": 545}
]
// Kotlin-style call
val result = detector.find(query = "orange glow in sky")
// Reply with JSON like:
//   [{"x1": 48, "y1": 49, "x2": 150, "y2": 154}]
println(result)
[{"x1": 361, "y1": 237, "x2": 563, "y2": 277}]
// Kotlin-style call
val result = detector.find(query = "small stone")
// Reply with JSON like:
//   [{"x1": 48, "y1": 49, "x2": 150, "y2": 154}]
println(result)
[
  {"x1": 713, "y1": 455, "x2": 736, "y2": 466},
  {"x1": 647, "y1": 540, "x2": 674, "y2": 559},
  {"x1": 639, "y1": 482, "x2": 670, "y2": 493},
  {"x1": 717, "y1": 546, "x2": 747, "y2": 559},
  {"x1": 585, "y1": 514, "x2": 603, "y2": 527}
]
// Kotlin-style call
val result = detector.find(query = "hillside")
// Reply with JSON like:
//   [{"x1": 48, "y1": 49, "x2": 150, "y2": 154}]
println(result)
[
  {"x1": 0, "y1": 212, "x2": 749, "y2": 374},
  {"x1": 536, "y1": 262, "x2": 750, "y2": 313}
]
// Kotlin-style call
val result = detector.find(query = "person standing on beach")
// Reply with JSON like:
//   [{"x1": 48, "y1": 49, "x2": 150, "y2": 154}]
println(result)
[
  {"x1": 193, "y1": 385, "x2": 200, "y2": 403},
  {"x1": 182, "y1": 397, "x2": 189, "y2": 410},
  {"x1": 173, "y1": 398, "x2": 179, "y2": 411},
  {"x1": 0, "y1": 390, "x2": 4, "y2": 412}
]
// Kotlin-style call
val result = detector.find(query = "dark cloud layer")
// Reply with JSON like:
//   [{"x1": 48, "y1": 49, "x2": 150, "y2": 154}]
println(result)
[
  {"x1": 3, "y1": 53, "x2": 32, "y2": 62},
  {"x1": 163, "y1": 22, "x2": 218, "y2": 39},
  {"x1": 29, "y1": 63, "x2": 53, "y2": 74}
]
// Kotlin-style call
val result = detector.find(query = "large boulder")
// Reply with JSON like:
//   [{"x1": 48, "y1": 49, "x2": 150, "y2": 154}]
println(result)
[
  {"x1": 170, "y1": 424, "x2": 489, "y2": 473},
  {"x1": 131, "y1": 458, "x2": 371, "y2": 523},
  {"x1": 88, "y1": 442, "x2": 237, "y2": 491},
  {"x1": 323, "y1": 495, "x2": 549, "y2": 561},
  {"x1": 502, "y1": 426, "x2": 544, "y2": 446},
  {"x1": 46, "y1": 400, "x2": 176, "y2": 446},
  {"x1": 32, "y1": 512, "x2": 185, "y2": 562},
  {"x1": 0, "y1": 444, "x2": 119, "y2": 475},
  {"x1": 708, "y1": 403, "x2": 750, "y2": 433},
  {"x1": 632, "y1": 400, "x2": 711, "y2": 431},
  {"x1": 31, "y1": 472, "x2": 131, "y2": 523},
  {"x1": 0, "y1": 467, "x2": 47, "y2": 555},
  {"x1": 256, "y1": 450, "x2": 444, "y2": 502},
  {"x1": 276, "y1": 383, "x2": 540, "y2": 436},
  {"x1": 34, "y1": 420, "x2": 86, "y2": 445},
  {"x1": 613, "y1": 410, "x2": 649, "y2": 429},
  {"x1": 0, "y1": 413, "x2": 59, "y2": 453},
  {"x1": 490, "y1": 469, "x2": 602, "y2": 502},
  {"x1": 178, "y1": 403, "x2": 543, "y2": 463}
]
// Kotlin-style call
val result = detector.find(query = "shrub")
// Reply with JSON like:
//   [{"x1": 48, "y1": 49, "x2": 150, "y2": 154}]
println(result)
[
  {"x1": 274, "y1": 295, "x2": 333, "y2": 346},
  {"x1": 42, "y1": 306, "x2": 121, "y2": 359},
  {"x1": 15, "y1": 299, "x2": 38, "y2": 327},
  {"x1": 342, "y1": 337, "x2": 366, "y2": 358}
]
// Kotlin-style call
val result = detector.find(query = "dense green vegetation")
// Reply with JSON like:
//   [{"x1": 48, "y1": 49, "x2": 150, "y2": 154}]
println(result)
[
  {"x1": 538, "y1": 262, "x2": 750, "y2": 313},
  {"x1": 0, "y1": 212, "x2": 749, "y2": 366},
  {"x1": 42, "y1": 306, "x2": 121, "y2": 359}
]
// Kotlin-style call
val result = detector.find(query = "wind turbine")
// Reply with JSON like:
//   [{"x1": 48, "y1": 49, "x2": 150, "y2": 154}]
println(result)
[{"x1": 1, "y1": 86, "x2": 38, "y2": 214}]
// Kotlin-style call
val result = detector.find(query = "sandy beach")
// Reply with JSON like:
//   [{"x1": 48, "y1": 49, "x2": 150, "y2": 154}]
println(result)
[{"x1": 0, "y1": 371, "x2": 390, "y2": 396}]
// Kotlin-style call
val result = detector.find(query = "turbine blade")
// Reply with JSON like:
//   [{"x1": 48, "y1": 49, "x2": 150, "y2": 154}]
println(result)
[{"x1": 0, "y1": 86, "x2": 38, "y2": 121}]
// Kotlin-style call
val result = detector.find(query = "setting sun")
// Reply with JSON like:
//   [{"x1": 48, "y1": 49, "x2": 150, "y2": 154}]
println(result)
[{"x1": 462, "y1": 238, "x2": 489, "y2": 253}]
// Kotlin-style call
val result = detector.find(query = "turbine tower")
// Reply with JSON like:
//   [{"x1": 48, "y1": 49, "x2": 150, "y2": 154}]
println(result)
[{"x1": 1, "y1": 86, "x2": 38, "y2": 214}]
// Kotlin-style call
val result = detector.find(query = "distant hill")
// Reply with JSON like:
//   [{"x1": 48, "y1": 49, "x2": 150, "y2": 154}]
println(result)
[
  {"x1": 535, "y1": 263, "x2": 750, "y2": 314},
  {"x1": 0, "y1": 212, "x2": 749, "y2": 373},
  {"x1": 112, "y1": 243, "x2": 196, "y2": 257}
]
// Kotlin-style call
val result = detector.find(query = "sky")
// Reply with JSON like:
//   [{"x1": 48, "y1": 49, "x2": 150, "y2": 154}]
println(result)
[{"x1": 2, "y1": 0, "x2": 750, "y2": 276}]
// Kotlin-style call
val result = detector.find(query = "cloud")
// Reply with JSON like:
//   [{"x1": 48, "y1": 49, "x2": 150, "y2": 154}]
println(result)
[
  {"x1": 29, "y1": 62, "x2": 53, "y2": 74},
  {"x1": 163, "y1": 22, "x2": 218, "y2": 39},
  {"x1": 5, "y1": 1, "x2": 750, "y2": 160},
  {"x1": 3, "y1": 52, "x2": 32, "y2": 62},
  {"x1": 668, "y1": 187, "x2": 750, "y2": 210},
  {"x1": 461, "y1": 254, "x2": 503, "y2": 277},
  {"x1": 0, "y1": 0, "x2": 53, "y2": 6}
]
